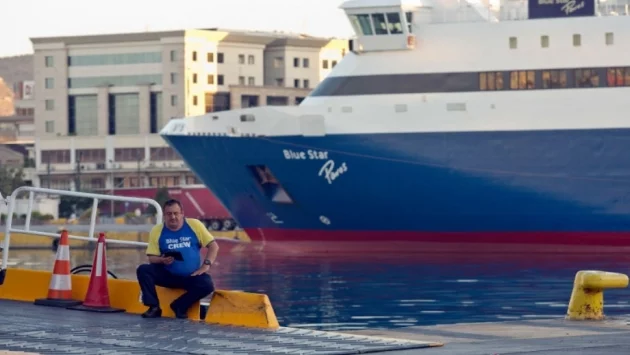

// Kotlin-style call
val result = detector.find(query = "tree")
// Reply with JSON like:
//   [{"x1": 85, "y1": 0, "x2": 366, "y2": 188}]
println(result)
[
  {"x1": 0, "y1": 165, "x2": 24, "y2": 198},
  {"x1": 146, "y1": 187, "x2": 170, "y2": 216},
  {"x1": 58, "y1": 195, "x2": 93, "y2": 219}
]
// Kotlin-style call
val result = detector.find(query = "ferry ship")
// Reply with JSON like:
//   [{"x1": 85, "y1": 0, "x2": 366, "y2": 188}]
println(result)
[{"x1": 160, "y1": 0, "x2": 630, "y2": 247}]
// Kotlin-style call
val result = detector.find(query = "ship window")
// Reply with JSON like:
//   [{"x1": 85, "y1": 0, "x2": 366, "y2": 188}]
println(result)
[
  {"x1": 509, "y1": 71, "x2": 535, "y2": 89},
  {"x1": 605, "y1": 32, "x2": 614, "y2": 45},
  {"x1": 371, "y1": 14, "x2": 388, "y2": 35},
  {"x1": 509, "y1": 37, "x2": 517, "y2": 49},
  {"x1": 573, "y1": 34, "x2": 581, "y2": 46},
  {"x1": 386, "y1": 12, "x2": 403, "y2": 34},
  {"x1": 542, "y1": 70, "x2": 567, "y2": 89},
  {"x1": 247, "y1": 165, "x2": 294, "y2": 204},
  {"x1": 541, "y1": 35, "x2": 549, "y2": 48},
  {"x1": 353, "y1": 14, "x2": 374, "y2": 35},
  {"x1": 479, "y1": 72, "x2": 504, "y2": 91},
  {"x1": 406, "y1": 12, "x2": 413, "y2": 33},
  {"x1": 575, "y1": 69, "x2": 599, "y2": 87},
  {"x1": 606, "y1": 68, "x2": 630, "y2": 87}
]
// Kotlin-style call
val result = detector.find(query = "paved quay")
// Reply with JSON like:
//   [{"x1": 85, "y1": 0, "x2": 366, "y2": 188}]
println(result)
[
  {"x1": 4, "y1": 297, "x2": 630, "y2": 354},
  {"x1": 0, "y1": 299, "x2": 439, "y2": 355},
  {"x1": 345, "y1": 317, "x2": 630, "y2": 354}
]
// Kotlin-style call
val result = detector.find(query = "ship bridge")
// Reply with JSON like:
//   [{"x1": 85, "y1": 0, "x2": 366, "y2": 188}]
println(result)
[{"x1": 341, "y1": 0, "x2": 630, "y2": 53}]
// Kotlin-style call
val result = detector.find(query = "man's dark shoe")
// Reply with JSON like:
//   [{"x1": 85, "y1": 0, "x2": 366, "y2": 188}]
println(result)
[
  {"x1": 141, "y1": 306, "x2": 162, "y2": 318},
  {"x1": 170, "y1": 303, "x2": 188, "y2": 319}
]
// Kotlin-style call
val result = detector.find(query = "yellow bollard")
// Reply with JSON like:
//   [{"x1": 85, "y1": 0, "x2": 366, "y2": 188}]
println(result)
[{"x1": 566, "y1": 270, "x2": 628, "y2": 321}]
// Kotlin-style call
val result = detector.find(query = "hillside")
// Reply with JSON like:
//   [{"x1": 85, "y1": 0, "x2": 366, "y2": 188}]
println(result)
[
  {"x1": 0, "y1": 54, "x2": 33, "y2": 85},
  {"x1": 0, "y1": 78, "x2": 14, "y2": 116},
  {"x1": 0, "y1": 54, "x2": 33, "y2": 117}
]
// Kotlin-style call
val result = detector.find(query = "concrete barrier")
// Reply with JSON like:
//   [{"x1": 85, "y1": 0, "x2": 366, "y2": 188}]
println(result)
[
  {"x1": 0, "y1": 268, "x2": 278, "y2": 328},
  {"x1": 205, "y1": 290, "x2": 279, "y2": 329}
]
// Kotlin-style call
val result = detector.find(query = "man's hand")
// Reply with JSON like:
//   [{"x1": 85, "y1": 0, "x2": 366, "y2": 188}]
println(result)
[
  {"x1": 148, "y1": 255, "x2": 174, "y2": 265},
  {"x1": 191, "y1": 264, "x2": 210, "y2": 276}
]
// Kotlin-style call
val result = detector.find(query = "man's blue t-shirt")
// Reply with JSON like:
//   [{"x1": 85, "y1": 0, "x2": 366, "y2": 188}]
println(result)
[{"x1": 146, "y1": 218, "x2": 214, "y2": 277}]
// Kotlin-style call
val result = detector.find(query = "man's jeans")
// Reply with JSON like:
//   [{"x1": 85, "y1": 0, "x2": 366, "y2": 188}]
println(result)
[{"x1": 136, "y1": 263, "x2": 214, "y2": 312}]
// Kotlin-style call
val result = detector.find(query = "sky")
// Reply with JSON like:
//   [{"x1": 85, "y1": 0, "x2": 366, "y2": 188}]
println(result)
[{"x1": 0, "y1": 0, "x2": 355, "y2": 58}]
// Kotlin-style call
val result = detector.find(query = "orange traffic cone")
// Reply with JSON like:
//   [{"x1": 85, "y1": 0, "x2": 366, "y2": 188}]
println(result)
[
  {"x1": 34, "y1": 230, "x2": 82, "y2": 307},
  {"x1": 68, "y1": 233, "x2": 124, "y2": 313}
]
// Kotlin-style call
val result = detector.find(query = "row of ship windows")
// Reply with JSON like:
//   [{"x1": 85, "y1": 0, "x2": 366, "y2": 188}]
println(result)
[
  {"x1": 508, "y1": 32, "x2": 614, "y2": 49},
  {"x1": 480, "y1": 67, "x2": 630, "y2": 91}
]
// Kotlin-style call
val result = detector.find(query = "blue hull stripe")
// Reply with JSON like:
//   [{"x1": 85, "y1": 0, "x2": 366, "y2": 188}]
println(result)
[{"x1": 162, "y1": 128, "x2": 630, "y2": 232}]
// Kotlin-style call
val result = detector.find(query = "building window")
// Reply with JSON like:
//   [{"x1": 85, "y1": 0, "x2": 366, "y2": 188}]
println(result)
[
  {"x1": 45, "y1": 78, "x2": 54, "y2": 89},
  {"x1": 303, "y1": 58, "x2": 309, "y2": 68},
  {"x1": 45, "y1": 120, "x2": 54, "y2": 133},
  {"x1": 239, "y1": 76, "x2": 245, "y2": 85},
  {"x1": 150, "y1": 92, "x2": 162, "y2": 134},
  {"x1": 171, "y1": 95, "x2": 177, "y2": 106},
  {"x1": 238, "y1": 54, "x2": 245, "y2": 64},
  {"x1": 193, "y1": 95, "x2": 198, "y2": 106},
  {"x1": 170, "y1": 73, "x2": 177, "y2": 84},
  {"x1": 192, "y1": 51, "x2": 197, "y2": 61},
  {"x1": 170, "y1": 50, "x2": 176, "y2": 61},
  {"x1": 248, "y1": 77, "x2": 255, "y2": 86},
  {"x1": 294, "y1": 79, "x2": 300, "y2": 88},
  {"x1": 68, "y1": 52, "x2": 162, "y2": 66},
  {"x1": 573, "y1": 34, "x2": 581, "y2": 47},
  {"x1": 108, "y1": 93, "x2": 140, "y2": 135},
  {"x1": 276, "y1": 78, "x2": 284, "y2": 86},
  {"x1": 68, "y1": 95, "x2": 98, "y2": 136},
  {"x1": 68, "y1": 74, "x2": 162, "y2": 88},
  {"x1": 217, "y1": 75, "x2": 224, "y2": 85},
  {"x1": 323, "y1": 60, "x2": 329, "y2": 69},
  {"x1": 274, "y1": 57, "x2": 283, "y2": 68},
  {"x1": 293, "y1": 58, "x2": 299, "y2": 67},
  {"x1": 332, "y1": 60, "x2": 337, "y2": 67},
  {"x1": 207, "y1": 53, "x2": 214, "y2": 62},
  {"x1": 541, "y1": 35, "x2": 549, "y2": 48},
  {"x1": 207, "y1": 74, "x2": 214, "y2": 84},
  {"x1": 45, "y1": 99, "x2": 54, "y2": 110},
  {"x1": 303, "y1": 79, "x2": 310, "y2": 89},
  {"x1": 217, "y1": 53, "x2": 224, "y2": 63},
  {"x1": 192, "y1": 73, "x2": 197, "y2": 84},
  {"x1": 45, "y1": 56, "x2": 54, "y2": 67},
  {"x1": 606, "y1": 32, "x2": 614, "y2": 45},
  {"x1": 509, "y1": 37, "x2": 517, "y2": 49},
  {"x1": 248, "y1": 55, "x2": 255, "y2": 64}
]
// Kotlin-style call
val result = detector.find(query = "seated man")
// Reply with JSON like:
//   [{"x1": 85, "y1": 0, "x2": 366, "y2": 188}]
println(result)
[{"x1": 136, "y1": 199, "x2": 219, "y2": 319}]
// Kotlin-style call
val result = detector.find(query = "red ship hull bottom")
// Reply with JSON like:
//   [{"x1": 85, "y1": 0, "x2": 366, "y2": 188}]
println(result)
[{"x1": 243, "y1": 228, "x2": 630, "y2": 255}]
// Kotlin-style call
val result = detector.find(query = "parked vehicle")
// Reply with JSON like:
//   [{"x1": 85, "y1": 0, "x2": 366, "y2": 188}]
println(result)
[{"x1": 108, "y1": 185, "x2": 237, "y2": 231}]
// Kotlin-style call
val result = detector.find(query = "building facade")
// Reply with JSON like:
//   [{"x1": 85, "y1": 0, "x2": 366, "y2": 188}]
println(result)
[{"x1": 30, "y1": 29, "x2": 348, "y2": 192}]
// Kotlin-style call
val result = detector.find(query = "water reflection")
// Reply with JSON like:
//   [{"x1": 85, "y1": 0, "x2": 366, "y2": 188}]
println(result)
[{"x1": 7, "y1": 242, "x2": 630, "y2": 331}]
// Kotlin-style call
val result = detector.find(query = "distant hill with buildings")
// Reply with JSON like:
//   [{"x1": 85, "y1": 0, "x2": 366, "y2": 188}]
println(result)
[
  {"x1": 0, "y1": 78, "x2": 15, "y2": 116},
  {"x1": 0, "y1": 54, "x2": 33, "y2": 85},
  {"x1": 0, "y1": 54, "x2": 33, "y2": 116}
]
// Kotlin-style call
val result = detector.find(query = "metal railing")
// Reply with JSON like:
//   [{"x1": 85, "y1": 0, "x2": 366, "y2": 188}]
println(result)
[{"x1": 0, "y1": 186, "x2": 162, "y2": 278}]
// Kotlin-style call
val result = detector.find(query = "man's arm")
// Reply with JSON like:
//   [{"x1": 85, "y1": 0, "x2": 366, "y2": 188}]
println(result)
[
  {"x1": 203, "y1": 240, "x2": 219, "y2": 265},
  {"x1": 189, "y1": 219, "x2": 219, "y2": 274}
]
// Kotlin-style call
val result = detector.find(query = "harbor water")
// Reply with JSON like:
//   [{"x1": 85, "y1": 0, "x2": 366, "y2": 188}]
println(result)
[{"x1": 6, "y1": 240, "x2": 630, "y2": 331}]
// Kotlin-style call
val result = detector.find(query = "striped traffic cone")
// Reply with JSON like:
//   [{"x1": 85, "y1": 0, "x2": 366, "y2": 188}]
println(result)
[{"x1": 34, "y1": 230, "x2": 82, "y2": 308}]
